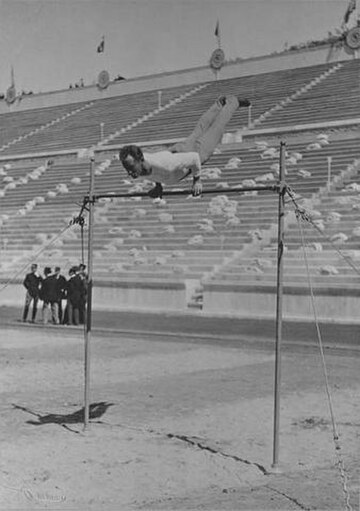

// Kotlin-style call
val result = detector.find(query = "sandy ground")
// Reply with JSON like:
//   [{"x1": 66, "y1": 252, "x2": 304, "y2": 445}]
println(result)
[{"x1": 0, "y1": 325, "x2": 359, "y2": 511}]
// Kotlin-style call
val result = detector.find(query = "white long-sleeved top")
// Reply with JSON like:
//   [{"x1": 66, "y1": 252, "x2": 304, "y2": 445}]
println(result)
[{"x1": 142, "y1": 150, "x2": 201, "y2": 184}]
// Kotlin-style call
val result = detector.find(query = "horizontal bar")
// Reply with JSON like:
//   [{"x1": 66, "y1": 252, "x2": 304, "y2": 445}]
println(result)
[{"x1": 92, "y1": 184, "x2": 278, "y2": 201}]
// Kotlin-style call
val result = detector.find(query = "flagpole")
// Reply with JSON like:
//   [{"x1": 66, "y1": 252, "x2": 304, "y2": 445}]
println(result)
[
  {"x1": 215, "y1": 20, "x2": 221, "y2": 49},
  {"x1": 356, "y1": 1, "x2": 360, "y2": 59},
  {"x1": 84, "y1": 156, "x2": 95, "y2": 431},
  {"x1": 214, "y1": 20, "x2": 221, "y2": 80},
  {"x1": 10, "y1": 66, "x2": 15, "y2": 87},
  {"x1": 343, "y1": 0, "x2": 356, "y2": 27}
]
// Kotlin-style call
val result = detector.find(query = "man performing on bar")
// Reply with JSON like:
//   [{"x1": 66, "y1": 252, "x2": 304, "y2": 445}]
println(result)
[{"x1": 119, "y1": 95, "x2": 251, "y2": 198}]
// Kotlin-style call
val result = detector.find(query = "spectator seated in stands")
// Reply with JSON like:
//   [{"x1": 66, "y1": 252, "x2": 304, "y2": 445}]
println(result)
[{"x1": 119, "y1": 95, "x2": 250, "y2": 198}]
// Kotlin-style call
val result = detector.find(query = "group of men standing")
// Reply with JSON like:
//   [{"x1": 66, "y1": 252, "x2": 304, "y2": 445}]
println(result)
[{"x1": 22, "y1": 263, "x2": 87, "y2": 325}]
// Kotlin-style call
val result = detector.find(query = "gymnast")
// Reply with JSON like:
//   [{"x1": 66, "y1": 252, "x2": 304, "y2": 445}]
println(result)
[{"x1": 119, "y1": 96, "x2": 250, "y2": 198}]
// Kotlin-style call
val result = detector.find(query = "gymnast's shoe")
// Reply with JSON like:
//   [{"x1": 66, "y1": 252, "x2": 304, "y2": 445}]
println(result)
[
  {"x1": 148, "y1": 182, "x2": 163, "y2": 199},
  {"x1": 238, "y1": 98, "x2": 251, "y2": 107}
]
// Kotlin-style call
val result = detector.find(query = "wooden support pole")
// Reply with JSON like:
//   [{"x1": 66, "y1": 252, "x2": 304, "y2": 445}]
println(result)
[
  {"x1": 272, "y1": 141, "x2": 286, "y2": 470},
  {"x1": 84, "y1": 156, "x2": 95, "y2": 431}
]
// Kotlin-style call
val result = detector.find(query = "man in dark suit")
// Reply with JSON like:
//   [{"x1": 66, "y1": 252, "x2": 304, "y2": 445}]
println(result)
[
  {"x1": 54, "y1": 266, "x2": 67, "y2": 323},
  {"x1": 66, "y1": 267, "x2": 86, "y2": 326},
  {"x1": 22, "y1": 263, "x2": 42, "y2": 323},
  {"x1": 40, "y1": 267, "x2": 60, "y2": 324}
]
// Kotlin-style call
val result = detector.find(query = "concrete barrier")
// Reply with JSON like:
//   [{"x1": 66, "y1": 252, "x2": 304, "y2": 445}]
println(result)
[
  {"x1": 93, "y1": 279, "x2": 186, "y2": 311},
  {"x1": 0, "y1": 278, "x2": 187, "y2": 313},
  {"x1": 202, "y1": 282, "x2": 360, "y2": 322}
]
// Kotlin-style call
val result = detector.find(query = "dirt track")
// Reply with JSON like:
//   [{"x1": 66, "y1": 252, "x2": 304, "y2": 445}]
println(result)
[{"x1": 0, "y1": 325, "x2": 359, "y2": 510}]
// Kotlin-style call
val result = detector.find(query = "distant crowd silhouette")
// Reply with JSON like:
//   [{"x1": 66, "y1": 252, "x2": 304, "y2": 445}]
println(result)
[
  {"x1": 22, "y1": 263, "x2": 87, "y2": 326},
  {"x1": 68, "y1": 75, "x2": 125, "y2": 89}
]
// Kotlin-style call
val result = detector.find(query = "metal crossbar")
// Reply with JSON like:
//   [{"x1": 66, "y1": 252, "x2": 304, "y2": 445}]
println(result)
[{"x1": 86, "y1": 184, "x2": 278, "y2": 202}]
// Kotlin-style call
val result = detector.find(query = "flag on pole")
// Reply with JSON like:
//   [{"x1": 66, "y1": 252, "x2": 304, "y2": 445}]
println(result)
[
  {"x1": 6, "y1": 65, "x2": 16, "y2": 104},
  {"x1": 214, "y1": 20, "x2": 221, "y2": 48},
  {"x1": 344, "y1": 0, "x2": 356, "y2": 24},
  {"x1": 97, "y1": 36, "x2": 105, "y2": 53},
  {"x1": 10, "y1": 65, "x2": 15, "y2": 87}
]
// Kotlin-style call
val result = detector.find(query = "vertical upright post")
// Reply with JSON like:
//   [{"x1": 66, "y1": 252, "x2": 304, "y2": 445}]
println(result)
[
  {"x1": 158, "y1": 90, "x2": 162, "y2": 109},
  {"x1": 272, "y1": 141, "x2": 286, "y2": 470},
  {"x1": 80, "y1": 223, "x2": 85, "y2": 265},
  {"x1": 100, "y1": 122, "x2": 104, "y2": 142},
  {"x1": 248, "y1": 105, "x2": 252, "y2": 128},
  {"x1": 84, "y1": 156, "x2": 95, "y2": 431},
  {"x1": 327, "y1": 156, "x2": 332, "y2": 190}
]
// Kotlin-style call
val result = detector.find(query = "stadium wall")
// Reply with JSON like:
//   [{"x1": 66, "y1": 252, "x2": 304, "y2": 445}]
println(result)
[
  {"x1": 0, "y1": 280, "x2": 187, "y2": 313},
  {"x1": 0, "y1": 44, "x2": 356, "y2": 114},
  {"x1": 202, "y1": 283, "x2": 360, "y2": 322},
  {"x1": 3, "y1": 280, "x2": 360, "y2": 322}
]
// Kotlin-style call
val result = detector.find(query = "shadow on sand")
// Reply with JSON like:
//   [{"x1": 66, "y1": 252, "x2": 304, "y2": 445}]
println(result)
[{"x1": 13, "y1": 402, "x2": 114, "y2": 430}]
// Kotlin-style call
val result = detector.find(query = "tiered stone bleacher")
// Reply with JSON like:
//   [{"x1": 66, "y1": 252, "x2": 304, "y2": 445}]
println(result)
[
  {"x1": 110, "y1": 62, "x2": 344, "y2": 144},
  {"x1": 0, "y1": 59, "x2": 360, "y2": 315},
  {"x1": 0, "y1": 102, "x2": 89, "y2": 152},
  {"x1": 0, "y1": 61, "x2": 357, "y2": 158},
  {"x1": 201, "y1": 133, "x2": 360, "y2": 316},
  {"x1": 256, "y1": 60, "x2": 360, "y2": 128},
  {"x1": 0, "y1": 154, "x2": 270, "y2": 281},
  {"x1": 281, "y1": 154, "x2": 360, "y2": 286},
  {"x1": 0, "y1": 84, "x2": 203, "y2": 156},
  {"x1": 1, "y1": 134, "x2": 359, "y2": 288}
]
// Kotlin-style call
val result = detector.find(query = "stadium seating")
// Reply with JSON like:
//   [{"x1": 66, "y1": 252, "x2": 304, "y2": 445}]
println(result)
[
  {"x1": 0, "y1": 84, "x2": 201, "y2": 155},
  {"x1": 0, "y1": 102, "x2": 90, "y2": 153},
  {"x1": 0, "y1": 56, "x2": 359, "y2": 318},
  {"x1": 200, "y1": 135, "x2": 360, "y2": 316},
  {"x1": 0, "y1": 134, "x2": 359, "y2": 277},
  {"x1": 256, "y1": 60, "x2": 360, "y2": 128},
  {"x1": 109, "y1": 61, "x2": 348, "y2": 144},
  {"x1": 0, "y1": 60, "x2": 358, "y2": 156}
]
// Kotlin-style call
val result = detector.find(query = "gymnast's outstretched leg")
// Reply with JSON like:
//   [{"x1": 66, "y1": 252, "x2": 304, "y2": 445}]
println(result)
[
  {"x1": 170, "y1": 95, "x2": 250, "y2": 163},
  {"x1": 196, "y1": 95, "x2": 249, "y2": 163},
  {"x1": 170, "y1": 98, "x2": 225, "y2": 154}
]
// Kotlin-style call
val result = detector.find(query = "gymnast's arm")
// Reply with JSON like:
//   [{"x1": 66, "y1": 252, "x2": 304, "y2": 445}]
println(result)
[{"x1": 187, "y1": 152, "x2": 202, "y2": 197}]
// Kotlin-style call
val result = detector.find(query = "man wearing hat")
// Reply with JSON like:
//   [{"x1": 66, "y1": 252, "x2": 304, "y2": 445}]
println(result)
[
  {"x1": 22, "y1": 263, "x2": 42, "y2": 323},
  {"x1": 40, "y1": 267, "x2": 60, "y2": 325}
]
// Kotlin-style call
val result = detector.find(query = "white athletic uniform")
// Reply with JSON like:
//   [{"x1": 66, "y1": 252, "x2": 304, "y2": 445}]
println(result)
[{"x1": 142, "y1": 151, "x2": 201, "y2": 185}]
